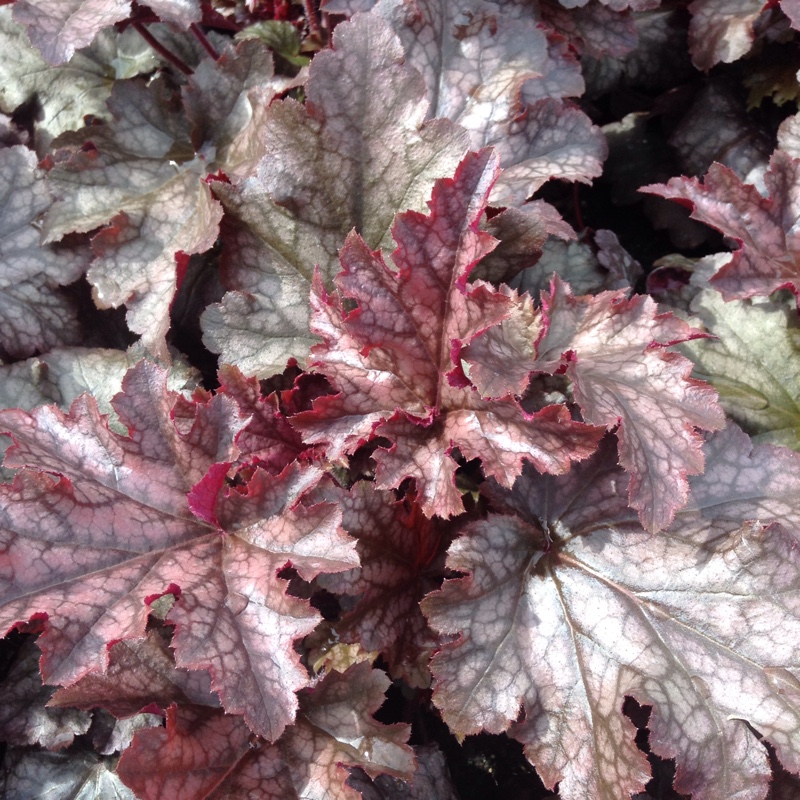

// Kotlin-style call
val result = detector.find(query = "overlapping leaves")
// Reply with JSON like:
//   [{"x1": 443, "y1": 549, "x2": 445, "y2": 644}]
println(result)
[
  {"x1": 0, "y1": 360, "x2": 357, "y2": 742},
  {"x1": 294, "y1": 148, "x2": 603, "y2": 517}
]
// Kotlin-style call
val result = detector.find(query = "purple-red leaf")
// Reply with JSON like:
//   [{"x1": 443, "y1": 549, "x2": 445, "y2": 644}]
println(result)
[
  {"x1": 117, "y1": 665, "x2": 414, "y2": 800},
  {"x1": 48, "y1": 627, "x2": 217, "y2": 718},
  {"x1": 642, "y1": 152, "x2": 800, "y2": 302},
  {"x1": 318, "y1": 483, "x2": 453, "y2": 686},
  {"x1": 0, "y1": 360, "x2": 356, "y2": 742},
  {"x1": 464, "y1": 276, "x2": 724, "y2": 530},
  {"x1": 294, "y1": 150, "x2": 603, "y2": 516}
]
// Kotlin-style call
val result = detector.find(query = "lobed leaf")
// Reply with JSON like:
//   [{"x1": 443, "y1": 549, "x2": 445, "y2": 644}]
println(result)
[
  {"x1": 424, "y1": 427, "x2": 800, "y2": 799},
  {"x1": 203, "y1": 12, "x2": 469, "y2": 377},
  {"x1": 0, "y1": 146, "x2": 89, "y2": 358},
  {"x1": 294, "y1": 150, "x2": 603, "y2": 516},
  {"x1": 642, "y1": 151, "x2": 800, "y2": 303},
  {"x1": 682, "y1": 290, "x2": 800, "y2": 450},
  {"x1": 117, "y1": 665, "x2": 413, "y2": 800},
  {"x1": 465, "y1": 276, "x2": 725, "y2": 530},
  {"x1": 0, "y1": 361, "x2": 356, "y2": 742}
]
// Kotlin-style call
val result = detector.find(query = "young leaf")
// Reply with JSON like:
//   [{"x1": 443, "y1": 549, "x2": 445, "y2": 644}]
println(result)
[
  {"x1": 681, "y1": 290, "x2": 800, "y2": 450},
  {"x1": 424, "y1": 427, "x2": 800, "y2": 799},
  {"x1": 642, "y1": 151, "x2": 800, "y2": 303},
  {"x1": 294, "y1": 150, "x2": 603, "y2": 516}
]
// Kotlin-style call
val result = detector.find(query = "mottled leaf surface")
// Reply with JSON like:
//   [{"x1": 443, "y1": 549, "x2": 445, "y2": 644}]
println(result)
[
  {"x1": 202, "y1": 12, "x2": 469, "y2": 377},
  {"x1": 465, "y1": 276, "x2": 724, "y2": 530},
  {"x1": 356, "y1": 0, "x2": 603, "y2": 203},
  {"x1": 49, "y1": 628, "x2": 218, "y2": 718},
  {"x1": 294, "y1": 150, "x2": 602, "y2": 516},
  {"x1": 318, "y1": 483, "x2": 451, "y2": 685},
  {"x1": 215, "y1": 365, "x2": 309, "y2": 471},
  {"x1": 424, "y1": 427, "x2": 800, "y2": 800},
  {"x1": 0, "y1": 10, "x2": 157, "y2": 151},
  {"x1": 2, "y1": 748, "x2": 136, "y2": 799},
  {"x1": 42, "y1": 47, "x2": 283, "y2": 355},
  {"x1": 12, "y1": 0, "x2": 131, "y2": 64},
  {"x1": 642, "y1": 151, "x2": 800, "y2": 302},
  {"x1": 687, "y1": 0, "x2": 765, "y2": 71},
  {"x1": 0, "y1": 638, "x2": 91, "y2": 749},
  {"x1": 0, "y1": 348, "x2": 197, "y2": 419},
  {"x1": 118, "y1": 665, "x2": 413, "y2": 800},
  {"x1": 0, "y1": 146, "x2": 88, "y2": 358},
  {"x1": 682, "y1": 290, "x2": 800, "y2": 450},
  {"x1": 0, "y1": 361, "x2": 355, "y2": 742}
]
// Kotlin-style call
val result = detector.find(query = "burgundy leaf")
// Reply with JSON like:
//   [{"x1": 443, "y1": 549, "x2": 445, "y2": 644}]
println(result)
[
  {"x1": 216, "y1": 364, "x2": 309, "y2": 472},
  {"x1": 49, "y1": 627, "x2": 218, "y2": 718},
  {"x1": 642, "y1": 152, "x2": 800, "y2": 303},
  {"x1": 318, "y1": 483, "x2": 453, "y2": 686},
  {"x1": 117, "y1": 704, "x2": 256, "y2": 800},
  {"x1": 118, "y1": 665, "x2": 414, "y2": 800}
]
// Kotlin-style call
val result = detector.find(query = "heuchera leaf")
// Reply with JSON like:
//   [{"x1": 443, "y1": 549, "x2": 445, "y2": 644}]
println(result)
[
  {"x1": 203, "y1": 12, "x2": 469, "y2": 377},
  {"x1": 423, "y1": 427, "x2": 800, "y2": 800},
  {"x1": 350, "y1": 0, "x2": 604, "y2": 205},
  {"x1": 42, "y1": 44, "x2": 281, "y2": 356},
  {"x1": 0, "y1": 9, "x2": 155, "y2": 151},
  {"x1": 1, "y1": 747, "x2": 137, "y2": 800},
  {"x1": 117, "y1": 664, "x2": 414, "y2": 800},
  {"x1": 12, "y1": 0, "x2": 132, "y2": 65},
  {"x1": 464, "y1": 275, "x2": 724, "y2": 531},
  {"x1": 681, "y1": 289, "x2": 800, "y2": 451},
  {"x1": 214, "y1": 364, "x2": 310, "y2": 472},
  {"x1": 0, "y1": 146, "x2": 89, "y2": 358},
  {"x1": 49, "y1": 627, "x2": 218, "y2": 718},
  {"x1": 0, "y1": 638, "x2": 91, "y2": 750},
  {"x1": 294, "y1": 150, "x2": 603, "y2": 517},
  {"x1": 317, "y1": 483, "x2": 452, "y2": 686},
  {"x1": 642, "y1": 152, "x2": 800, "y2": 303},
  {"x1": 0, "y1": 361, "x2": 357, "y2": 742},
  {"x1": 347, "y1": 745, "x2": 459, "y2": 800},
  {"x1": 686, "y1": 0, "x2": 765, "y2": 71}
]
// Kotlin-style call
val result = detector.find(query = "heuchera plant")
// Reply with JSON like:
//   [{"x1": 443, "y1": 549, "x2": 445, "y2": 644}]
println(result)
[{"x1": 2, "y1": 1, "x2": 800, "y2": 799}]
